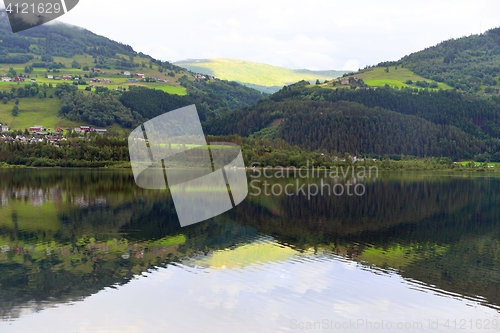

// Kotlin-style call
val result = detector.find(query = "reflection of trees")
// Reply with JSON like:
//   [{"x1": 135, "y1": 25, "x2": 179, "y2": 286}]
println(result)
[
  {"x1": 238, "y1": 176, "x2": 499, "y2": 239},
  {"x1": 0, "y1": 171, "x2": 500, "y2": 317},
  {"x1": 232, "y1": 176, "x2": 500, "y2": 308}
]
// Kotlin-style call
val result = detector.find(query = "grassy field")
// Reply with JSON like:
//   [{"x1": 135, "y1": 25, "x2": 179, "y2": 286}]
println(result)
[
  {"x1": 1, "y1": 55, "x2": 188, "y2": 96},
  {"x1": 353, "y1": 67, "x2": 452, "y2": 89},
  {"x1": 175, "y1": 58, "x2": 348, "y2": 89},
  {"x1": 0, "y1": 95, "x2": 84, "y2": 131},
  {"x1": 0, "y1": 59, "x2": 188, "y2": 131},
  {"x1": 456, "y1": 161, "x2": 500, "y2": 166}
]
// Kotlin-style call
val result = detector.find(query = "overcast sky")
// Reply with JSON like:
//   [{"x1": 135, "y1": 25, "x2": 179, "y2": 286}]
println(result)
[{"x1": 7, "y1": 1, "x2": 500, "y2": 70}]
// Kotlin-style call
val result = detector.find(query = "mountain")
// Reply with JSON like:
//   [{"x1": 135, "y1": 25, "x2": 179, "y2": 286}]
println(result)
[
  {"x1": 203, "y1": 27, "x2": 500, "y2": 160},
  {"x1": 348, "y1": 27, "x2": 500, "y2": 95},
  {"x1": 204, "y1": 79, "x2": 500, "y2": 160},
  {"x1": 0, "y1": 11, "x2": 264, "y2": 131},
  {"x1": 174, "y1": 58, "x2": 348, "y2": 93},
  {"x1": 400, "y1": 27, "x2": 500, "y2": 94}
]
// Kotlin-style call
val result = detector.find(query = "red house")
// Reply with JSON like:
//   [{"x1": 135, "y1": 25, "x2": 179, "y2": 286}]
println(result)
[
  {"x1": 30, "y1": 126, "x2": 43, "y2": 132},
  {"x1": 135, "y1": 73, "x2": 145, "y2": 79}
]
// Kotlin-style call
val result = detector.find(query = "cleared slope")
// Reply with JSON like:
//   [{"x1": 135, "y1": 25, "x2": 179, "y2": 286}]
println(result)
[
  {"x1": 353, "y1": 67, "x2": 452, "y2": 90},
  {"x1": 175, "y1": 58, "x2": 348, "y2": 93}
]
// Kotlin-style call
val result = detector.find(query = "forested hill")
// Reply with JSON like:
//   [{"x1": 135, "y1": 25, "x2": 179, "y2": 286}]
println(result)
[
  {"x1": 0, "y1": 10, "x2": 265, "y2": 130},
  {"x1": 0, "y1": 10, "x2": 180, "y2": 69},
  {"x1": 204, "y1": 82, "x2": 500, "y2": 160},
  {"x1": 392, "y1": 27, "x2": 500, "y2": 94}
]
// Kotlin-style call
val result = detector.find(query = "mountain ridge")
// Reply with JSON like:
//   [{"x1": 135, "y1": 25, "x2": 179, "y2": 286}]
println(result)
[
  {"x1": 175, "y1": 58, "x2": 349, "y2": 93},
  {"x1": 0, "y1": 11, "x2": 264, "y2": 131}
]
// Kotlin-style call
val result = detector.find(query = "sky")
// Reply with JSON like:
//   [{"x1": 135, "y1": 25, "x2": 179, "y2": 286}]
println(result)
[{"x1": 5, "y1": 0, "x2": 500, "y2": 70}]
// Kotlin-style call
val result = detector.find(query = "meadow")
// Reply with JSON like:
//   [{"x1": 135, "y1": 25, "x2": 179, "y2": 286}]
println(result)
[
  {"x1": 175, "y1": 58, "x2": 347, "y2": 88},
  {"x1": 0, "y1": 55, "x2": 188, "y2": 131},
  {"x1": 0, "y1": 95, "x2": 84, "y2": 131},
  {"x1": 354, "y1": 67, "x2": 452, "y2": 89}
]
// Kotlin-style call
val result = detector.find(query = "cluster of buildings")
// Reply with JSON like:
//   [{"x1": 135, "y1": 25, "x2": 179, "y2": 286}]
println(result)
[
  {"x1": 127, "y1": 76, "x2": 168, "y2": 83},
  {"x1": 90, "y1": 78, "x2": 111, "y2": 83},
  {"x1": 193, "y1": 74, "x2": 214, "y2": 80},
  {"x1": 0, "y1": 133, "x2": 66, "y2": 146},
  {"x1": 72, "y1": 125, "x2": 107, "y2": 133},
  {"x1": 1, "y1": 125, "x2": 106, "y2": 136},
  {"x1": 46, "y1": 75, "x2": 75, "y2": 81},
  {"x1": 1, "y1": 74, "x2": 36, "y2": 83}
]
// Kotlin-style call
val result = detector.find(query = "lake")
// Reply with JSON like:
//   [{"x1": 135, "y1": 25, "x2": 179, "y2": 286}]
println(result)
[{"x1": 0, "y1": 168, "x2": 499, "y2": 332}]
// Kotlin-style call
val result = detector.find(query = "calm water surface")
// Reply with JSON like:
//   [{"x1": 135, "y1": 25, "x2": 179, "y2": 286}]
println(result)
[{"x1": 0, "y1": 169, "x2": 499, "y2": 332}]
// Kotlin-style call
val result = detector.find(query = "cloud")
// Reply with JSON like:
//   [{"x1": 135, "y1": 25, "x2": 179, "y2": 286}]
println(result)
[{"x1": 41, "y1": 0, "x2": 500, "y2": 69}]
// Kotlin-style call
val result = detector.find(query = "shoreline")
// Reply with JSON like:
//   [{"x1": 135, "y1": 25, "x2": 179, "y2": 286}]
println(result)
[{"x1": 0, "y1": 164, "x2": 498, "y2": 173}]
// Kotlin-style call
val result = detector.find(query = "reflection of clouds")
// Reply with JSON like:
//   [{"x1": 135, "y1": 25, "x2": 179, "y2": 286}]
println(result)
[
  {"x1": 0, "y1": 187, "x2": 63, "y2": 207},
  {"x1": 1, "y1": 247, "x2": 500, "y2": 333},
  {"x1": 0, "y1": 187, "x2": 109, "y2": 209}
]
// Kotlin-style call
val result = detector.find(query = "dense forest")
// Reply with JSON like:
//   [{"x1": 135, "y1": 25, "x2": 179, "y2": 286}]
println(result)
[
  {"x1": 205, "y1": 81, "x2": 500, "y2": 160},
  {"x1": 178, "y1": 75, "x2": 266, "y2": 111},
  {"x1": 119, "y1": 81, "x2": 264, "y2": 123},
  {"x1": 388, "y1": 27, "x2": 500, "y2": 93},
  {"x1": 57, "y1": 84, "x2": 140, "y2": 127}
]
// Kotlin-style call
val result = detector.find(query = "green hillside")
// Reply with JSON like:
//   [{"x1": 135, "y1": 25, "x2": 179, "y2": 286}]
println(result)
[
  {"x1": 204, "y1": 80, "x2": 500, "y2": 160},
  {"x1": 346, "y1": 27, "x2": 500, "y2": 95},
  {"x1": 351, "y1": 67, "x2": 452, "y2": 90},
  {"x1": 197, "y1": 26, "x2": 500, "y2": 160},
  {"x1": 175, "y1": 58, "x2": 348, "y2": 93},
  {"x1": 0, "y1": 10, "x2": 264, "y2": 131},
  {"x1": 0, "y1": 95, "x2": 83, "y2": 130}
]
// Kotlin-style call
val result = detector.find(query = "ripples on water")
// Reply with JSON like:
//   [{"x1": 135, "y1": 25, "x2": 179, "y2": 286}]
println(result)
[{"x1": 0, "y1": 170, "x2": 499, "y2": 332}]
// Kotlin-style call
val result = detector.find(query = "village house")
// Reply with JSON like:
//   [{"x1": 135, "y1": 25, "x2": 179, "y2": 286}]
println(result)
[
  {"x1": 47, "y1": 75, "x2": 53, "y2": 79},
  {"x1": 103, "y1": 78, "x2": 111, "y2": 83},
  {"x1": 123, "y1": 71, "x2": 130, "y2": 76},
  {"x1": 29, "y1": 126, "x2": 44, "y2": 132},
  {"x1": 73, "y1": 126, "x2": 107, "y2": 133},
  {"x1": 62, "y1": 75, "x2": 72, "y2": 80},
  {"x1": 135, "y1": 73, "x2": 145, "y2": 79}
]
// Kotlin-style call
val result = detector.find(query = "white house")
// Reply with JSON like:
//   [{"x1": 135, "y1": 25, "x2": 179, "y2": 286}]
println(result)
[
  {"x1": 123, "y1": 71, "x2": 130, "y2": 76},
  {"x1": 0, "y1": 124, "x2": 8, "y2": 132},
  {"x1": 47, "y1": 75, "x2": 53, "y2": 79}
]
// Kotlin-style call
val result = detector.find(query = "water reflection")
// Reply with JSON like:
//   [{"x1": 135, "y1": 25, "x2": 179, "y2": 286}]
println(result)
[{"x1": 0, "y1": 169, "x2": 499, "y2": 331}]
